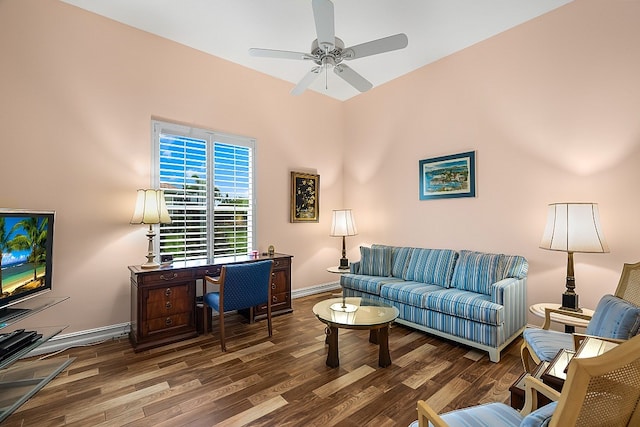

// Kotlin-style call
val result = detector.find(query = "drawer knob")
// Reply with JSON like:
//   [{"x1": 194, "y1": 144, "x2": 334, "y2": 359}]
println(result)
[
  {"x1": 272, "y1": 295, "x2": 278, "y2": 303},
  {"x1": 165, "y1": 288, "x2": 172, "y2": 297},
  {"x1": 165, "y1": 317, "x2": 173, "y2": 326},
  {"x1": 160, "y1": 273, "x2": 177, "y2": 281},
  {"x1": 165, "y1": 301, "x2": 172, "y2": 309},
  {"x1": 271, "y1": 283, "x2": 276, "y2": 290}
]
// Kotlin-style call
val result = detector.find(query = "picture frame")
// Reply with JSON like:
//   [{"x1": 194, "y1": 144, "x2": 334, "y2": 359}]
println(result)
[
  {"x1": 291, "y1": 171, "x2": 319, "y2": 222},
  {"x1": 419, "y1": 151, "x2": 476, "y2": 200}
]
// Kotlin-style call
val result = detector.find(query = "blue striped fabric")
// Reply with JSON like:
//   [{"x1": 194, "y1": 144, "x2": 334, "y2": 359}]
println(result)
[
  {"x1": 522, "y1": 328, "x2": 574, "y2": 362},
  {"x1": 373, "y1": 244, "x2": 414, "y2": 278},
  {"x1": 340, "y1": 274, "x2": 403, "y2": 295},
  {"x1": 492, "y1": 278, "x2": 527, "y2": 339},
  {"x1": 403, "y1": 248, "x2": 458, "y2": 287},
  {"x1": 586, "y1": 294, "x2": 640, "y2": 339},
  {"x1": 349, "y1": 261, "x2": 360, "y2": 274},
  {"x1": 521, "y1": 402, "x2": 557, "y2": 427},
  {"x1": 452, "y1": 251, "x2": 503, "y2": 295},
  {"x1": 380, "y1": 281, "x2": 442, "y2": 307},
  {"x1": 501, "y1": 255, "x2": 529, "y2": 280},
  {"x1": 359, "y1": 246, "x2": 392, "y2": 276},
  {"x1": 426, "y1": 289, "x2": 503, "y2": 325},
  {"x1": 438, "y1": 402, "x2": 523, "y2": 427}
]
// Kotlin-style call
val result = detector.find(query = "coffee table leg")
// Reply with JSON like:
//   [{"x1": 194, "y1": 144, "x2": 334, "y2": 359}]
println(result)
[
  {"x1": 326, "y1": 326, "x2": 339, "y2": 368},
  {"x1": 369, "y1": 329, "x2": 379, "y2": 344},
  {"x1": 378, "y1": 325, "x2": 391, "y2": 368}
]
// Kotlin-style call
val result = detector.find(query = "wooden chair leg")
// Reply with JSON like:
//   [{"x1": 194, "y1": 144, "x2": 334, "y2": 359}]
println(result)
[
  {"x1": 267, "y1": 305, "x2": 273, "y2": 337},
  {"x1": 219, "y1": 311, "x2": 226, "y2": 352}
]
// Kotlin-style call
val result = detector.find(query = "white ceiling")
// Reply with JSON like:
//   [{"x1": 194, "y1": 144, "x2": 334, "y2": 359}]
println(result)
[{"x1": 61, "y1": 0, "x2": 572, "y2": 101}]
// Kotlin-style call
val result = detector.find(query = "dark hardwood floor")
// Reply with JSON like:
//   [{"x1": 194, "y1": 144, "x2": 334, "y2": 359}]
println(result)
[{"x1": 5, "y1": 292, "x2": 526, "y2": 426}]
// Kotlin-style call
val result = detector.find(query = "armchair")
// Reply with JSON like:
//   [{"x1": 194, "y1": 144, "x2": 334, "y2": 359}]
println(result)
[
  {"x1": 521, "y1": 262, "x2": 640, "y2": 373},
  {"x1": 410, "y1": 334, "x2": 640, "y2": 427},
  {"x1": 203, "y1": 260, "x2": 274, "y2": 351}
]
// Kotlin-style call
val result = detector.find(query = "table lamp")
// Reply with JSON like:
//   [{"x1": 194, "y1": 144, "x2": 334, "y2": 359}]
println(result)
[
  {"x1": 330, "y1": 209, "x2": 357, "y2": 269},
  {"x1": 540, "y1": 202, "x2": 609, "y2": 311},
  {"x1": 131, "y1": 189, "x2": 172, "y2": 269}
]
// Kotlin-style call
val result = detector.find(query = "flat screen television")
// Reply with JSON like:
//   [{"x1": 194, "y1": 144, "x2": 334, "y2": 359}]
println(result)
[{"x1": 0, "y1": 209, "x2": 54, "y2": 322}]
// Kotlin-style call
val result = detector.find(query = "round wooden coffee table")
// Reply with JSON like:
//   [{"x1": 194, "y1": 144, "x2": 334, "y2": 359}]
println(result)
[{"x1": 312, "y1": 297, "x2": 399, "y2": 368}]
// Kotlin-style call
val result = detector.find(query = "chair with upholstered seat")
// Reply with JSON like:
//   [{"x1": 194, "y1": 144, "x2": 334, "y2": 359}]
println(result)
[
  {"x1": 410, "y1": 333, "x2": 640, "y2": 427},
  {"x1": 202, "y1": 260, "x2": 274, "y2": 351},
  {"x1": 521, "y1": 262, "x2": 640, "y2": 373}
]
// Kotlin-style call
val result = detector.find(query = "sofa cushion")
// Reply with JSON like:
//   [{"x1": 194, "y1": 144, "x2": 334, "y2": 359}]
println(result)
[
  {"x1": 501, "y1": 255, "x2": 529, "y2": 280},
  {"x1": 340, "y1": 274, "x2": 403, "y2": 295},
  {"x1": 359, "y1": 246, "x2": 392, "y2": 276},
  {"x1": 452, "y1": 250, "x2": 503, "y2": 295},
  {"x1": 426, "y1": 289, "x2": 504, "y2": 325},
  {"x1": 379, "y1": 281, "x2": 442, "y2": 307},
  {"x1": 403, "y1": 248, "x2": 458, "y2": 287},
  {"x1": 373, "y1": 244, "x2": 413, "y2": 278},
  {"x1": 586, "y1": 294, "x2": 640, "y2": 339}
]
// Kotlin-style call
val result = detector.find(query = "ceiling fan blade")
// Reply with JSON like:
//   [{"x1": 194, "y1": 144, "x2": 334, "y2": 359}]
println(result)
[
  {"x1": 291, "y1": 67, "x2": 321, "y2": 96},
  {"x1": 334, "y1": 64, "x2": 372, "y2": 93},
  {"x1": 249, "y1": 48, "x2": 314, "y2": 61},
  {"x1": 312, "y1": 0, "x2": 335, "y2": 51},
  {"x1": 343, "y1": 33, "x2": 408, "y2": 60}
]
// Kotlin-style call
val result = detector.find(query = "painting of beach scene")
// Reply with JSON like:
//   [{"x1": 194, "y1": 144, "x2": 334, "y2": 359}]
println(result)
[
  {"x1": 0, "y1": 215, "x2": 50, "y2": 300},
  {"x1": 419, "y1": 151, "x2": 476, "y2": 200}
]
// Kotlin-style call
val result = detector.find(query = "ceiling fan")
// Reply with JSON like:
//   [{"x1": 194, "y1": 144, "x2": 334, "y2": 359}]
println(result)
[{"x1": 249, "y1": 0, "x2": 409, "y2": 96}]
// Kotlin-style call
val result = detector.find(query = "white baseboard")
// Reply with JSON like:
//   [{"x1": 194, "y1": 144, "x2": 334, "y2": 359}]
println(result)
[
  {"x1": 28, "y1": 282, "x2": 341, "y2": 357},
  {"x1": 291, "y1": 281, "x2": 341, "y2": 299},
  {"x1": 28, "y1": 323, "x2": 130, "y2": 357}
]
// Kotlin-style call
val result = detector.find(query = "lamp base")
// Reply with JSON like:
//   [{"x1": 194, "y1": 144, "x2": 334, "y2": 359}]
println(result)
[
  {"x1": 339, "y1": 257, "x2": 349, "y2": 269},
  {"x1": 560, "y1": 292, "x2": 582, "y2": 312},
  {"x1": 140, "y1": 261, "x2": 160, "y2": 270}
]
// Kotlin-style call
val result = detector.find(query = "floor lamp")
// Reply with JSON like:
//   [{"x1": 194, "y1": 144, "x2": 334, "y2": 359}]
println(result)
[
  {"x1": 330, "y1": 209, "x2": 357, "y2": 270},
  {"x1": 130, "y1": 189, "x2": 172, "y2": 269},
  {"x1": 540, "y1": 202, "x2": 609, "y2": 313}
]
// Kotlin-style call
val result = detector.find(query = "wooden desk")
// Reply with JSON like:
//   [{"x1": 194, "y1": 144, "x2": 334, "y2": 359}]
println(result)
[{"x1": 128, "y1": 253, "x2": 293, "y2": 352}]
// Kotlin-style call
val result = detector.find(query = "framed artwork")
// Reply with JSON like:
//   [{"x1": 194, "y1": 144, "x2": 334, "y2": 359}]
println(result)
[
  {"x1": 291, "y1": 171, "x2": 319, "y2": 222},
  {"x1": 419, "y1": 151, "x2": 476, "y2": 200}
]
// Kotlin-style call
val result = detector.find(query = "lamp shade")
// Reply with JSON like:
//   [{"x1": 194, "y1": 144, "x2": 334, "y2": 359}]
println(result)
[
  {"x1": 540, "y1": 202, "x2": 609, "y2": 253},
  {"x1": 330, "y1": 209, "x2": 357, "y2": 237},
  {"x1": 130, "y1": 189, "x2": 172, "y2": 225}
]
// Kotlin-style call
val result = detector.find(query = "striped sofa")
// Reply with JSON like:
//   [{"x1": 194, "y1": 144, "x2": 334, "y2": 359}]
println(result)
[{"x1": 340, "y1": 245, "x2": 528, "y2": 362}]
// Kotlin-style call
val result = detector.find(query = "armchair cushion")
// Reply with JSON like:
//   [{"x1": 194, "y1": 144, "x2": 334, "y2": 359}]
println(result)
[
  {"x1": 520, "y1": 402, "x2": 557, "y2": 427},
  {"x1": 359, "y1": 246, "x2": 392, "y2": 277},
  {"x1": 586, "y1": 294, "x2": 640, "y2": 339},
  {"x1": 522, "y1": 328, "x2": 574, "y2": 362},
  {"x1": 434, "y1": 402, "x2": 523, "y2": 426}
]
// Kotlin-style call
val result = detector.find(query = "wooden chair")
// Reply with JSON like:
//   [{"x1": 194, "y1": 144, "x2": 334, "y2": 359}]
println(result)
[
  {"x1": 521, "y1": 262, "x2": 640, "y2": 373},
  {"x1": 411, "y1": 334, "x2": 640, "y2": 427},
  {"x1": 202, "y1": 260, "x2": 274, "y2": 351}
]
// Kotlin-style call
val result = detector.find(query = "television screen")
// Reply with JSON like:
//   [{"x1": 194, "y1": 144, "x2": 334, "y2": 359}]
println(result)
[{"x1": 0, "y1": 209, "x2": 54, "y2": 320}]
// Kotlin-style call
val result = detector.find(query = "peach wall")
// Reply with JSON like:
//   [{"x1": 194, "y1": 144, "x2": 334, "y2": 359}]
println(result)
[
  {"x1": 343, "y1": 0, "x2": 640, "y2": 323},
  {"x1": 0, "y1": 0, "x2": 345, "y2": 332},
  {"x1": 1, "y1": 0, "x2": 639, "y2": 334}
]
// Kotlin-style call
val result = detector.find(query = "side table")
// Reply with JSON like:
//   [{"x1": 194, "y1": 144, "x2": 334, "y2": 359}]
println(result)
[
  {"x1": 510, "y1": 360, "x2": 551, "y2": 410},
  {"x1": 327, "y1": 266, "x2": 350, "y2": 274},
  {"x1": 529, "y1": 303, "x2": 594, "y2": 333}
]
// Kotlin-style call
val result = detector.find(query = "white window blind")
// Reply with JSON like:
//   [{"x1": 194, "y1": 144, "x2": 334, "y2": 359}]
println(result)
[{"x1": 152, "y1": 120, "x2": 255, "y2": 262}]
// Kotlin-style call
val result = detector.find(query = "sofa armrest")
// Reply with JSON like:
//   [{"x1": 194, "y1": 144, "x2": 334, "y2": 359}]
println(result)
[
  {"x1": 491, "y1": 277, "x2": 527, "y2": 337},
  {"x1": 350, "y1": 261, "x2": 361, "y2": 274}
]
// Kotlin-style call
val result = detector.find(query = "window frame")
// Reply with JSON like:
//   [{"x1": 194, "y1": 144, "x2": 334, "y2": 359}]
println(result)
[{"x1": 151, "y1": 119, "x2": 257, "y2": 261}]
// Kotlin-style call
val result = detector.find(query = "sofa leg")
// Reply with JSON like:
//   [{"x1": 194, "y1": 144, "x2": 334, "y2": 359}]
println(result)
[{"x1": 488, "y1": 349, "x2": 500, "y2": 363}]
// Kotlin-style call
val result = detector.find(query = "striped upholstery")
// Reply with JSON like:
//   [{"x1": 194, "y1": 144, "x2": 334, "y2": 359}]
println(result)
[
  {"x1": 373, "y1": 244, "x2": 414, "y2": 278},
  {"x1": 380, "y1": 281, "x2": 442, "y2": 307},
  {"x1": 522, "y1": 328, "x2": 574, "y2": 362},
  {"x1": 452, "y1": 250, "x2": 503, "y2": 295},
  {"x1": 359, "y1": 246, "x2": 392, "y2": 276},
  {"x1": 341, "y1": 246, "x2": 528, "y2": 360},
  {"x1": 426, "y1": 289, "x2": 503, "y2": 325},
  {"x1": 407, "y1": 401, "x2": 557, "y2": 427},
  {"x1": 501, "y1": 255, "x2": 529, "y2": 280},
  {"x1": 586, "y1": 294, "x2": 640, "y2": 339},
  {"x1": 340, "y1": 274, "x2": 403, "y2": 295},
  {"x1": 403, "y1": 248, "x2": 458, "y2": 287}
]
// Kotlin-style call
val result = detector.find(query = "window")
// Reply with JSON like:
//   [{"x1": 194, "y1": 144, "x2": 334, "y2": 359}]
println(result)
[{"x1": 152, "y1": 120, "x2": 255, "y2": 262}]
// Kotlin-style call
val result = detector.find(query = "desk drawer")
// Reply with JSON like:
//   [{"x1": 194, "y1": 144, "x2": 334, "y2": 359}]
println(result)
[
  {"x1": 139, "y1": 270, "x2": 193, "y2": 285},
  {"x1": 146, "y1": 312, "x2": 192, "y2": 333},
  {"x1": 147, "y1": 285, "x2": 192, "y2": 316}
]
